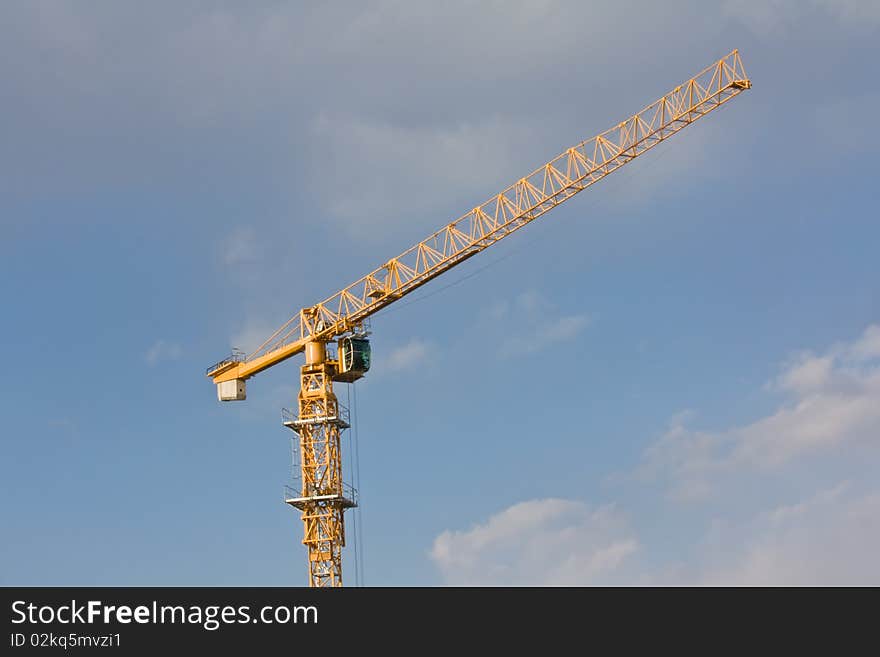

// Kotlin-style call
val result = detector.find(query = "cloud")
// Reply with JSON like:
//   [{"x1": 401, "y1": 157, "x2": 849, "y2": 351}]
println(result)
[
  {"x1": 379, "y1": 338, "x2": 432, "y2": 375},
  {"x1": 725, "y1": 0, "x2": 880, "y2": 34},
  {"x1": 306, "y1": 78, "x2": 729, "y2": 240},
  {"x1": 850, "y1": 324, "x2": 880, "y2": 360},
  {"x1": 3, "y1": 1, "x2": 874, "y2": 218},
  {"x1": 813, "y1": 0, "x2": 880, "y2": 24},
  {"x1": 230, "y1": 318, "x2": 284, "y2": 356},
  {"x1": 430, "y1": 499, "x2": 637, "y2": 585},
  {"x1": 693, "y1": 482, "x2": 880, "y2": 585},
  {"x1": 432, "y1": 324, "x2": 880, "y2": 585},
  {"x1": 309, "y1": 113, "x2": 546, "y2": 237},
  {"x1": 499, "y1": 315, "x2": 591, "y2": 358},
  {"x1": 144, "y1": 340, "x2": 182, "y2": 366},
  {"x1": 492, "y1": 291, "x2": 590, "y2": 358},
  {"x1": 774, "y1": 354, "x2": 835, "y2": 394},
  {"x1": 431, "y1": 482, "x2": 880, "y2": 585},
  {"x1": 636, "y1": 324, "x2": 880, "y2": 501}
]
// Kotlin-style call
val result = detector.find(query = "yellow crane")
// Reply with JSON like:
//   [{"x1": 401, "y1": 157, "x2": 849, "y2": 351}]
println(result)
[{"x1": 207, "y1": 50, "x2": 751, "y2": 587}]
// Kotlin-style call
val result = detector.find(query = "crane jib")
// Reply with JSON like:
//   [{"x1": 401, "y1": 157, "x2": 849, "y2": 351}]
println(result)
[{"x1": 208, "y1": 50, "x2": 750, "y2": 388}]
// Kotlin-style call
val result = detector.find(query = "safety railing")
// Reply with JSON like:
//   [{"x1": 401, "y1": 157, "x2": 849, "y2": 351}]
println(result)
[
  {"x1": 205, "y1": 348, "x2": 246, "y2": 376},
  {"x1": 281, "y1": 403, "x2": 350, "y2": 427},
  {"x1": 283, "y1": 482, "x2": 359, "y2": 506}
]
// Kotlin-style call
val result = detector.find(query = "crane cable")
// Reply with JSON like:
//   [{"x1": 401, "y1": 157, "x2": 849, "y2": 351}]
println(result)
[
  {"x1": 344, "y1": 382, "x2": 360, "y2": 586},
  {"x1": 352, "y1": 380, "x2": 365, "y2": 585}
]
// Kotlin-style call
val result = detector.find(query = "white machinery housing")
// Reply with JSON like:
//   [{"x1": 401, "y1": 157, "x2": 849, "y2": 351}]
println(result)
[{"x1": 218, "y1": 379, "x2": 246, "y2": 401}]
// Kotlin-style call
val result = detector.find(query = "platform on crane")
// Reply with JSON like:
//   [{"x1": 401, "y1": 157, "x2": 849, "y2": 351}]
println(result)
[{"x1": 283, "y1": 484, "x2": 358, "y2": 511}]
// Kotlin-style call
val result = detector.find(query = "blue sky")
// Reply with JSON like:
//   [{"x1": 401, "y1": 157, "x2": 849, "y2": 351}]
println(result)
[{"x1": 2, "y1": 1, "x2": 879, "y2": 585}]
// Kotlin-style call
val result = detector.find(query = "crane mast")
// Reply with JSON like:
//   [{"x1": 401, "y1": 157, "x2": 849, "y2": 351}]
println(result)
[{"x1": 207, "y1": 50, "x2": 751, "y2": 587}]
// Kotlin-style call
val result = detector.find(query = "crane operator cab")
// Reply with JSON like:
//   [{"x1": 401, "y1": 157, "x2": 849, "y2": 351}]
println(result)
[{"x1": 334, "y1": 336, "x2": 371, "y2": 383}]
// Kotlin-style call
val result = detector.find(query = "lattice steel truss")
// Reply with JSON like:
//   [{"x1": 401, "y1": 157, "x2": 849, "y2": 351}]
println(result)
[{"x1": 282, "y1": 359, "x2": 356, "y2": 587}]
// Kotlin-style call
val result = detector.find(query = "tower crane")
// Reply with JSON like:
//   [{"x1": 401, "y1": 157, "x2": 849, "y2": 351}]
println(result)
[{"x1": 206, "y1": 50, "x2": 751, "y2": 587}]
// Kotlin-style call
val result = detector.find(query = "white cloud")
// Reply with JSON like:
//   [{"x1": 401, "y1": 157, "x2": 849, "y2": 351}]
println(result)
[
  {"x1": 849, "y1": 324, "x2": 880, "y2": 361},
  {"x1": 636, "y1": 324, "x2": 880, "y2": 500},
  {"x1": 374, "y1": 338, "x2": 432, "y2": 376},
  {"x1": 499, "y1": 315, "x2": 590, "y2": 358},
  {"x1": 492, "y1": 290, "x2": 590, "y2": 358},
  {"x1": 431, "y1": 482, "x2": 880, "y2": 585},
  {"x1": 693, "y1": 483, "x2": 880, "y2": 585},
  {"x1": 144, "y1": 340, "x2": 182, "y2": 366},
  {"x1": 774, "y1": 353, "x2": 834, "y2": 394},
  {"x1": 430, "y1": 499, "x2": 637, "y2": 585},
  {"x1": 230, "y1": 318, "x2": 284, "y2": 356},
  {"x1": 432, "y1": 324, "x2": 880, "y2": 585}
]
